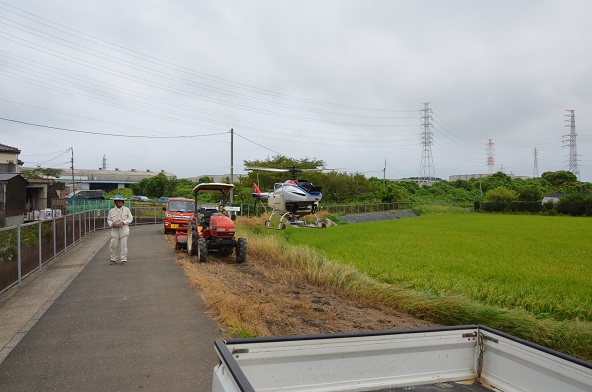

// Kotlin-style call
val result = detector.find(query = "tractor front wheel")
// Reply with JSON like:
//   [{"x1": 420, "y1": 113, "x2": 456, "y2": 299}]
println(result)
[
  {"x1": 187, "y1": 221, "x2": 199, "y2": 259},
  {"x1": 236, "y1": 238, "x2": 247, "y2": 263},
  {"x1": 198, "y1": 238, "x2": 208, "y2": 262}
]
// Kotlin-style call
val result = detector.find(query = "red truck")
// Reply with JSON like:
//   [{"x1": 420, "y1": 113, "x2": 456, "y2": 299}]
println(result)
[{"x1": 162, "y1": 197, "x2": 195, "y2": 249}]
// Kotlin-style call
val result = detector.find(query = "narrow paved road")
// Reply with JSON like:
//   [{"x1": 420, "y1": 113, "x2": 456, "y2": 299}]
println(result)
[{"x1": 0, "y1": 225, "x2": 221, "y2": 391}]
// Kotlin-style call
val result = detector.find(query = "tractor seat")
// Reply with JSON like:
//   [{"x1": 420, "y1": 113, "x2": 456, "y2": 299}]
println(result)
[{"x1": 199, "y1": 208, "x2": 218, "y2": 226}]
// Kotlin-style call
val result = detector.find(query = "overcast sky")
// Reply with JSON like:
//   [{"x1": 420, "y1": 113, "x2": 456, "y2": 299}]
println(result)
[{"x1": 1, "y1": 0, "x2": 591, "y2": 182}]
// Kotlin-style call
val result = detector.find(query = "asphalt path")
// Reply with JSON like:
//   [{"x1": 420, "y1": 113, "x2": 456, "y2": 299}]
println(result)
[{"x1": 0, "y1": 225, "x2": 221, "y2": 391}]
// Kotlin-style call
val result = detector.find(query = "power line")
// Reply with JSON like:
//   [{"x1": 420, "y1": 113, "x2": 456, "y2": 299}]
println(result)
[
  {"x1": 0, "y1": 53, "x2": 423, "y2": 133},
  {"x1": 0, "y1": 117, "x2": 228, "y2": 139},
  {"x1": 0, "y1": 34, "x2": 412, "y2": 128},
  {"x1": 234, "y1": 132, "x2": 286, "y2": 157},
  {"x1": 0, "y1": 1, "x2": 417, "y2": 113},
  {"x1": 20, "y1": 148, "x2": 70, "y2": 157},
  {"x1": 0, "y1": 95, "x2": 418, "y2": 149},
  {"x1": 0, "y1": 97, "x2": 214, "y2": 137},
  {"x1": 0, "y1": 17, "x2": 418, "y2": 123}
]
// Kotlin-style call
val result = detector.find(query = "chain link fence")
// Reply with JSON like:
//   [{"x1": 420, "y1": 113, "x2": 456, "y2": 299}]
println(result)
[{"x1": 238, "y1": 202, "x2": 412, "y2": 217}]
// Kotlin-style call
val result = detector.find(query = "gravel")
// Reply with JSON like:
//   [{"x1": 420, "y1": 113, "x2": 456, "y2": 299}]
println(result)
[{"x1": 338, "y1": 211, "x2": 417, "y2": 224}]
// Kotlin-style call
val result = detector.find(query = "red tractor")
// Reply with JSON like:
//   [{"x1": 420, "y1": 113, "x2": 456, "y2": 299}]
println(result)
[{"x1": 186, "y1": 183, "x2": 246, "y2": 263}]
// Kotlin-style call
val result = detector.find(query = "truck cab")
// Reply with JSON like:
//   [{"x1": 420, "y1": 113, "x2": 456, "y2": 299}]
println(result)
[{"x1": 163, "y1": 197, "x2": 195, "y2": 234}]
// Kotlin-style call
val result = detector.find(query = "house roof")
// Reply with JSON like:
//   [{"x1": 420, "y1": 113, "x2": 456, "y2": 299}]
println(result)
[
  {"x1": 0, "y1": 173, "x2": 26, "y2": 182},
  {"x1": 0, "y1": 144, "x2": 21, "y2": 153}
]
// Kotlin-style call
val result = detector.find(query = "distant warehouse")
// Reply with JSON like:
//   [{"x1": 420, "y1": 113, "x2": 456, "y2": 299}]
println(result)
[
  {"x1": 21, "y1": 167, "x2": 177, "y2": 193},
  {"x1": 449, "y1": 173, "x2": 530, "y2": 181}
]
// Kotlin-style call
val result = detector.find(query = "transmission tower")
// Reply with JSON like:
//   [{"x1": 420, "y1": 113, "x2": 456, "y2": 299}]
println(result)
[
  {"x1": 486, "y1": 139, "x2": 495, "y2": 174},
  {"x1": 563, "y1": 110, "x2": 579, "y2": 179},
  {"x1": 532, "y1": 148, "x2": 539, "y2": 178},
  {"x1": 419, "y1": 102, "x2": 435, "y2": 185},
  {"x1": 102, "y1": 154, "x2": 107, "y2": 170}
]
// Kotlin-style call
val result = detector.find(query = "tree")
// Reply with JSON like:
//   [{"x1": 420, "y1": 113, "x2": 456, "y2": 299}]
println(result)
[
  {"x1": 484, "y1": 186, "x2": 518, "y2": 202},
  {"x1": 541, "y1": 170, "x2": 577, "y2": 189},
  {"x1": 452, "y1": 179, "x2": 472, "y2": 191},
  {"x1": 242, "y1": 155, "x2": 325, "y2": 191},
  {"x1": 21, "y1": 167, "x2": 63, "y2": 179},
  {"x1": 480, "y1": 172, "x2": 513, "y2": 193},
  {"x1": 518, "y1": 186, "x2": 542, "y2": 202},
  {"x1": 131, "y1": 173, "x2": 176, "y2": 198},
  {"x1": 558, "y1": 181, "x2": 592, "y2": 194},
  {"x1": 319, "y1": 171, "x2": 376, "y2": 203},
  {"x1": 173, "y1": 179, "x2": 199, "y2": 198},
  {"x1": 379, "y1": 183, "x2": 404, "y2": 203},
  {"x1": 395, "y1": 180, "x2": 420, "y2": 195}
]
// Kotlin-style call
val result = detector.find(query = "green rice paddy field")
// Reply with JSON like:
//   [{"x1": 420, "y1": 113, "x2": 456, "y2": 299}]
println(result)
[{"x1": 278, "y1": 214, "x2": 592, "y2": 359}]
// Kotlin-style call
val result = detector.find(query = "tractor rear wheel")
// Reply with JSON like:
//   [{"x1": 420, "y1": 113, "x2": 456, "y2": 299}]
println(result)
[
  {"x1": 236, "y1": 238, "x2": 247, "y2": 263},
  {"x1": 187, "y1": 221, "x2": 199, "y2": 258},
  {"x1": 198, "y1": 237, "x2": 208, "y2": 262}
]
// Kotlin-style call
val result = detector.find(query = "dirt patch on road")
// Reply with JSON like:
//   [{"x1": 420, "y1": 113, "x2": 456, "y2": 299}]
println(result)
[{"x1": 166, "y1": 236, "x2": 436, "y2": 337}]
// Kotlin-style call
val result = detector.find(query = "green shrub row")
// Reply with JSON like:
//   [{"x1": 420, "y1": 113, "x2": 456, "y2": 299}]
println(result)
[
  {"x1": 474, "y1": 201, "x2": 543, "y2": 213},
  {"x1": 475, "y1": 197, "x2": 592, "y2": 216}
]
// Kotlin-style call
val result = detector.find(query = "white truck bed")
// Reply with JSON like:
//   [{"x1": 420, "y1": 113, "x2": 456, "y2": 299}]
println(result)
[{"x1": 212, "y1": 325, "x2": 592, "y2": 392}]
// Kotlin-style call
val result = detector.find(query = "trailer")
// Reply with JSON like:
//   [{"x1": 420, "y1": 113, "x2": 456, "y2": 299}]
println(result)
[{"x1": 212, "y1": 325, "x2": 592, "y2": 392}]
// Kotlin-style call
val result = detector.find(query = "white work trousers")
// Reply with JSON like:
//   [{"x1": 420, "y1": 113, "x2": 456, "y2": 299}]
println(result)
[{"x1": 110, "y1": 227, "x2": 129, "y2": 262}]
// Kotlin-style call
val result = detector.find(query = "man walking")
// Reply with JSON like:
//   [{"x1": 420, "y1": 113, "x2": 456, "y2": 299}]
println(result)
[{"x1": 107, "y1": 195, "x2": 133, "y2": 264}]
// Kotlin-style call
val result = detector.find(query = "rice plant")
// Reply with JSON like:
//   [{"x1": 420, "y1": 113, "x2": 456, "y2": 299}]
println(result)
[{"x1": 242, "y1": 214, "x2": 592, "y2": 360}]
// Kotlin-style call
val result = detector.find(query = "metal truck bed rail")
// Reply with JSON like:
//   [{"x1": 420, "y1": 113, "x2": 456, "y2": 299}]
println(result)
[{"x1": 212, "y1": 325, "x2": 592, "y2": 392}]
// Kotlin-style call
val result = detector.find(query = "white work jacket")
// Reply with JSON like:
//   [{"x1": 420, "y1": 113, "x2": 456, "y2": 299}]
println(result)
[{"x1": 107, "y1": 205, "x2": 133, "y2": 236}]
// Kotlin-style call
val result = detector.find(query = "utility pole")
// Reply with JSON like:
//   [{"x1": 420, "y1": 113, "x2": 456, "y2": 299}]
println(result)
[
  {"x1": 383, "y1": 159, "x2": 386, "y2": 187},
  {"x1": 563, "y1": 110, "x2": 579, "y2": 179},
  {"x1": 532, "y1": 148, "x2": 539, "y2": 178},
  {"x1": 70, "y1": 147, "x2": 75, "y2": 194},
  {"x1": 230, "y1": 128, "x2": 234, "y2": 204},
  {"x1": 419, "y1": 102, "x2": 435, "y2": 186}
]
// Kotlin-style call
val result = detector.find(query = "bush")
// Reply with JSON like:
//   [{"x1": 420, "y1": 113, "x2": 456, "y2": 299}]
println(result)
[
  {"x1": 104, "y1": 188, "x2": 133, "y2": 199},
  {"x1": 556, "y1": 194, "x2": 587, "y2": 216},
  {"x1": 485, "y1": 186, "x2": 518, "y2": 203},
  {"x1": 585, "y1": 197, "x2": 592, "y2": 217},
  {"x1": 509, "y1": 201, "x2": 543, "y2": 213},
  {"x1": 482, "y1": 201, "x2": 510, "y2": 212},
  {"x1": 518, "y1": 186, "x2": 542, "y2": 202},
  {"x1": 411, "y1": 205, "x2": 429, "y2": 215},
  {"x1": 481, "y1": 201, "x2": 543, "y2": 213}
]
